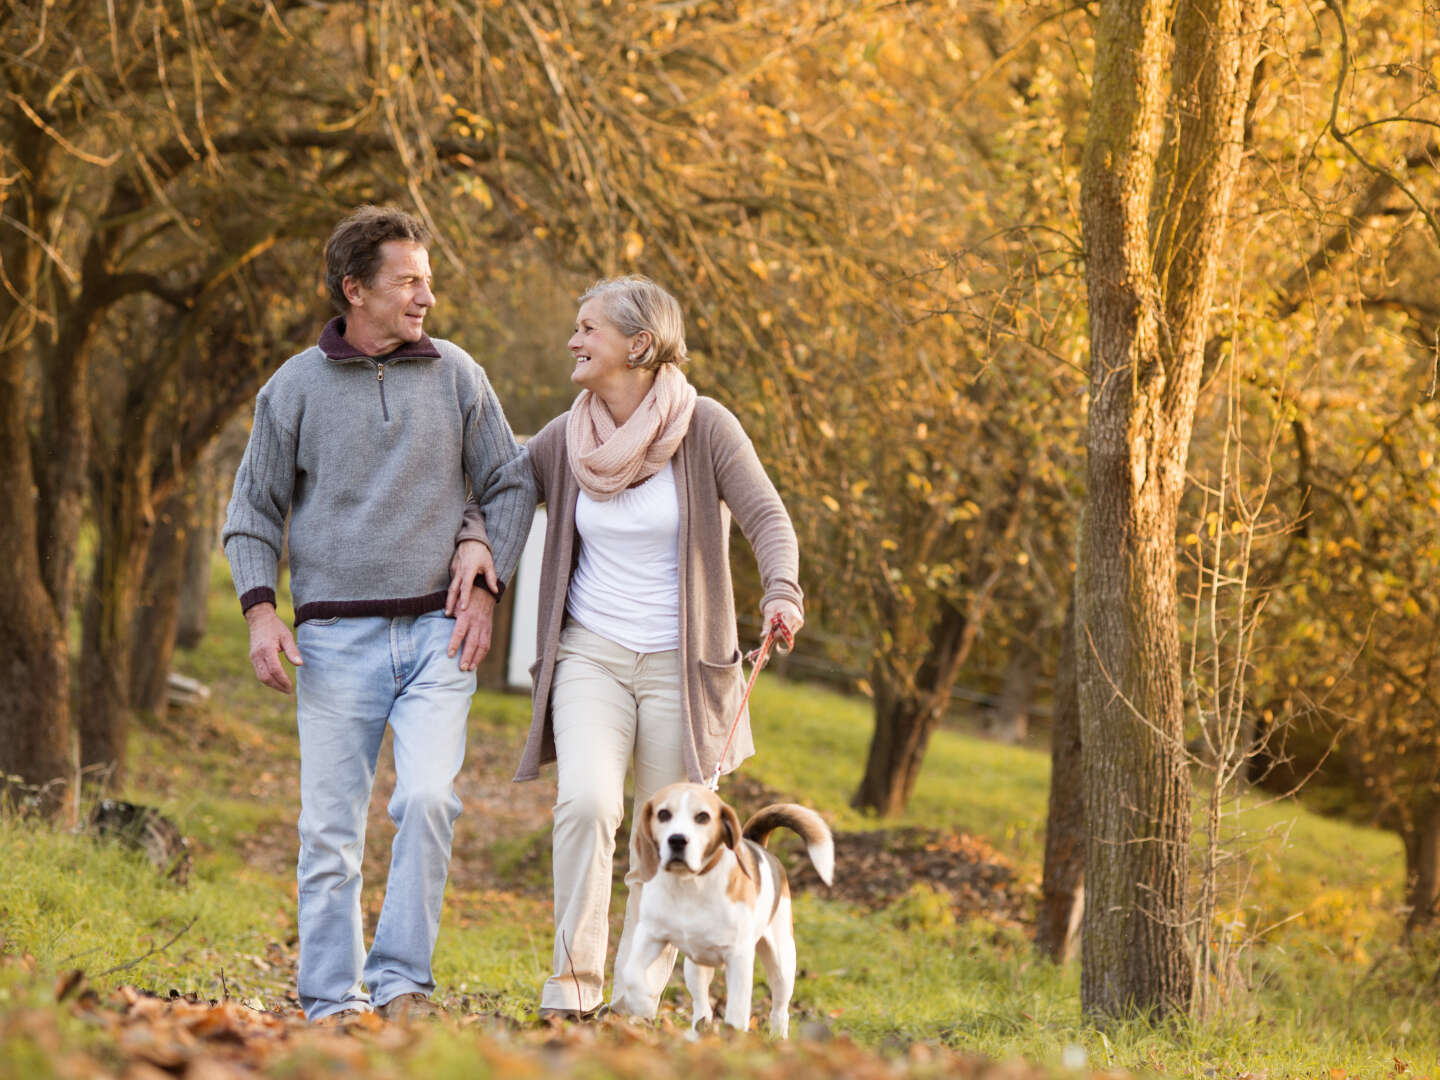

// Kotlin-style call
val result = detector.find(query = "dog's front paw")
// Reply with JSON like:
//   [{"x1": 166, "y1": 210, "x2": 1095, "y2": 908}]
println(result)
[{"x1": 690, "y1": 1015, "x2": 717, "y2": 1037}]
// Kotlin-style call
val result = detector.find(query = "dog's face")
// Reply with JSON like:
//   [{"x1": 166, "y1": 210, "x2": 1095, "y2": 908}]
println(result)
[{"x1": 634, "y1": 783, "x2": 748, "y2": 882}]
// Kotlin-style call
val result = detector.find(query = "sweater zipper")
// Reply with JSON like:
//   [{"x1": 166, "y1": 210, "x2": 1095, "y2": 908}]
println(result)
[{"x1": 374, "y1": 361, "x2": 390, "y2": 422}]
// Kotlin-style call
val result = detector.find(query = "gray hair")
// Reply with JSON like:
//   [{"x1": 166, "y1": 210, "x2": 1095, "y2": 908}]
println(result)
[{"x1": 579, "y1": 275, "x2": 688, "y2": 370}]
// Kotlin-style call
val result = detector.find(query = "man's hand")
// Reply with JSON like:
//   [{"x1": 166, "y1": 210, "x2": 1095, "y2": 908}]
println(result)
[
  {"x1": 447, "y1": 539, "x2": 497, "y2": 617},
  {"x1": 761, "y1": 599, "x2": 804, "y2": 652},
  {"x1": 447, "y1": 590, "x2": 496, "y2": 672},
  {"x1": 245, "y1": 602, "x2": 302, "y2": 693}
]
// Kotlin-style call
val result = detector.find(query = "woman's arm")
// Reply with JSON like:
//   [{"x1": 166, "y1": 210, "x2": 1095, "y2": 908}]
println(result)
[
  {"x1": 526, "y1": 414, "x2": 569, "y2": 506},
  {"x1": 705, "y1": 402, "x2": 805, "y2": 635}
]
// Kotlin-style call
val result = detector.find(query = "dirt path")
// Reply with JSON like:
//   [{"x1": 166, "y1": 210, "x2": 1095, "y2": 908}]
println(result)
[
  {"x1": 213, "y1": 717, "x2": 1029, "y2": 927},
  {"x1": 223, "y1": 720, "x2": 558, "y2": 905},
  {"x1": 146, "y1": 696, "x2": 1029, "y2": 984}
]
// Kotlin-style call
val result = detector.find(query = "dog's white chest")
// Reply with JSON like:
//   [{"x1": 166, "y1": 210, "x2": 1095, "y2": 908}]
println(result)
[
  {"x1": 657, "y1": 908, "x2": 745, "y2": 967},
  {"x1": 642, "y1": 875, "x2": 761, "y2": 965}
]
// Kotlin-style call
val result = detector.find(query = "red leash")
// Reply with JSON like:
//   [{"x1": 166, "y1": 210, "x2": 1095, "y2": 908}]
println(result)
[{"x1": 706, "y1": 615, "x2": 793, "y2": 792}]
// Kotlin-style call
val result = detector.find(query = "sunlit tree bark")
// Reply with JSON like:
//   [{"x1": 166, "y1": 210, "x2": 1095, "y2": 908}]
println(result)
[{"x1": 1077, "y1": 0, "x2": 1261, "y2": 1020}]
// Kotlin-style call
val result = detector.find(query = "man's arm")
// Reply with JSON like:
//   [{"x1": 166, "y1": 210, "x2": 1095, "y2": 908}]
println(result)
[
  {"x1": 460, "y1": 368, "x2": 536, "y2": 584},
  {"x1": 223, "y1": 394, "x2": 302, "y2": 692},
  {"x1": 445, "y1": 364, "x2": 536, "y2": 670}
]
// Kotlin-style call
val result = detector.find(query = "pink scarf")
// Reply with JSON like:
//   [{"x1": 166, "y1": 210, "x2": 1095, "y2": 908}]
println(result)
[{"x1": 566, "y1": 364, "x2": 697, "y2": 500}]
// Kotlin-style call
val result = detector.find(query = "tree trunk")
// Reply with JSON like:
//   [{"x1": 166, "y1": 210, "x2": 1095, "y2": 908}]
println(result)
[
  {"x1": 176, "y1": 482, "x2": 220, "y2": 650},
  {"x1": 1078, "y1": 0, "x2": 1192, "y2": 1016},
  {"x1": 0, "y1": 524, "x2": 73, "y2": 812},
  {"x1": 79, "y1": 543, "x2": 148, "y2": 785},
  {"x1": 1076, "y1": 0, "x2": 1260, "y2": 1022},
  {"x1": 853, "y1": 673, "x2": 934, "y2": 818},
  {"x1": 989, "y1": 640, "x2": 1037, "y2": 744},
  {"x1": 1036, "y1": 597, "x2": 1083, "y2": 963},
  {"x1": 1403, "y1": 802, "x2": 1440, "y2": 934},
  {"x1": 78, "y1": 441, "x2": 155, "y2": 784},
  {"x1": 37, "y1": 333, "x2": 92, "y2": 628},
  {"x1": 130, "y1": 484, "x2": 194, "y2": 713},
  {"x1": 0, "y1": 133, "x2": 73, "y2": 814},
  {"x1": 853, "y1": 600, "x2": 979, "y2": 816}
]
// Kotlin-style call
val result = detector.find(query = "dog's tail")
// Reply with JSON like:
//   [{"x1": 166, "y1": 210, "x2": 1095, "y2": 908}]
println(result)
[{"x1": 743, "y1": 804, "x2": 834, "y2": 886}]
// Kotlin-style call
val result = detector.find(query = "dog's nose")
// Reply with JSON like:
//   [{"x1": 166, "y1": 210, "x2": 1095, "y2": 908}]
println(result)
[{"x1": 667, "y1": 834, "x2": 687, "y2": 852}]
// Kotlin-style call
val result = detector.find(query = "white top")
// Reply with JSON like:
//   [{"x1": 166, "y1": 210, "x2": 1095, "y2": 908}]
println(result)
[{"x1": 566, "y1": 460, "x2": 681, "y2": 653}]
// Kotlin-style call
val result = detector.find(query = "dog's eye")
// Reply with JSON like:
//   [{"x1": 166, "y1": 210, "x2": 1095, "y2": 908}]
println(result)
[
  {"x1": 656, "y1": 809, "x2": 671, "y2": 822},
  {"x1": 694, "y1": 812, "x2": 710, "y2": 824}
]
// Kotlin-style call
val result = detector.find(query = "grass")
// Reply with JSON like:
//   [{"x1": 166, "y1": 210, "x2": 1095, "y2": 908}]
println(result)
[
  {"x1": 748, "y1": 673, "x2": 1406, "y2": 946},
  {"x1": 744, "y1": 673, "x2": 1436, "y2": 1073},
  {"x1": 3, "y1": 555, "x2": 1439, "y2": 1077},
  {"x1": 746, "y1": 677, "x2": 1054, "y2": 860},
  {"x1": 0, "y1": 819, "x2": 292, "y2": 1005}
]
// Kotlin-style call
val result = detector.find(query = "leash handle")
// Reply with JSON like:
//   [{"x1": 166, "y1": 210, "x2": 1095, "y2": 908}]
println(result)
[
  {"x1": 751, "y1": 613, "x2": 793, "y2": 659},
  {"x1": 706, "y1": 618, "x2": 788, "y2": 791}
]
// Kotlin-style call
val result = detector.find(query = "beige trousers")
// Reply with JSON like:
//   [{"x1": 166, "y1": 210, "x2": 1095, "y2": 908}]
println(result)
[{"x1": 542, "y1": 622, "x2": 686, "y2": 1013}]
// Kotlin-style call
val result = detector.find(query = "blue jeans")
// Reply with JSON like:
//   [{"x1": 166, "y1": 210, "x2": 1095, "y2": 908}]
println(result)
[{"x1": 293, "y1": 611, "x2": 475, "y2": 1020}]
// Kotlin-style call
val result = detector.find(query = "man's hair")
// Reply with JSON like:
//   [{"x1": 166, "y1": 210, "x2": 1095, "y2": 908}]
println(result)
[{"x1": 324, "y1": 206, "x2": 432, "y2": 313}]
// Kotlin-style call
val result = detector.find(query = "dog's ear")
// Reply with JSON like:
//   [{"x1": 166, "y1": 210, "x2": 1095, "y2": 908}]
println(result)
[
  {"x1": 721, "y1": 801, "x2": 756, "y2": 882},
  {"x1": 633, "y1": 796, "x2": 661, "y2": 882}
]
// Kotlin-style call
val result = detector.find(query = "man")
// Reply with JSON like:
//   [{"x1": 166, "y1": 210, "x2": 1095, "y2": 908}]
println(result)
[{"x1": 223, "y1": 206, "x2": 534, "y2": 1023}]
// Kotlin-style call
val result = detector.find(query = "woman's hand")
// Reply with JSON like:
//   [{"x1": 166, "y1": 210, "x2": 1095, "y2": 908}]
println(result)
[
  {"x1": 761, "y1": 599, "x2": 804, "y2": 651},
  {"x1": 446, "y1": 539, "x2": 499, "y2": 671},
  {"x1": 447, "y1": 539, "x2": 497, "y2": 614}
]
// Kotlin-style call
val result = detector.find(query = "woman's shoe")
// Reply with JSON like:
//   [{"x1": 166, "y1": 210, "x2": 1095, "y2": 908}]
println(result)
[{"x1": 538, "y1": 1003, "x2": 609, "y2": 1023}]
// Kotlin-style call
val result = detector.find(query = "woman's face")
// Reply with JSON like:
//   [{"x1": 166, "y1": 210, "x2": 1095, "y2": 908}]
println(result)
[{"x1": 568, "y1": 298, "x2": 641, "y2": 390}]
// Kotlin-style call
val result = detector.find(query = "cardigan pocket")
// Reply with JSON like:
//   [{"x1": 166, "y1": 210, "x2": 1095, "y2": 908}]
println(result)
[{"x1": 697, "y1": 648, "x2": 745, "y2": 735}]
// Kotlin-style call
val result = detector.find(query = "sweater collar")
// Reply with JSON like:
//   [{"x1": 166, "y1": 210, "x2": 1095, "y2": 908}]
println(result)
[{"x1": 319, "y1": 316, "x2": 442, "y2": 362}]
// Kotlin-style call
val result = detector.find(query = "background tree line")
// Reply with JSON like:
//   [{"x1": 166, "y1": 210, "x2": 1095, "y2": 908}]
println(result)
[{"x1": 2, "y1": 0, "x2": 1436, "y2": 1027}]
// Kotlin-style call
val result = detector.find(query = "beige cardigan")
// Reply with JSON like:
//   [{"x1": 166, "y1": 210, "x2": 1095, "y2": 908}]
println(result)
[{"x1": 512, "y1": 397, "x2": 803, "y2": 783}]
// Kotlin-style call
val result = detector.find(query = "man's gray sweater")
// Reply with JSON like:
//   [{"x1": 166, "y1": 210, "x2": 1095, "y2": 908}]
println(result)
[{"x1": 223, "y1": 318, "x2": 535, "y2": 624}]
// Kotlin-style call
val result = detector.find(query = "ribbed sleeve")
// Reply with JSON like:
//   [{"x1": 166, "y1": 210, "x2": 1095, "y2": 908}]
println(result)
[
  {"x1": 222, "y1": 393, "x2": 295, "y2": 612},
  {"x1": 707, "y1": 402, "x2": 804, "y2": 616},
  {"x1": 461, "y1": 366, "x2": 536, "y2": 586}
]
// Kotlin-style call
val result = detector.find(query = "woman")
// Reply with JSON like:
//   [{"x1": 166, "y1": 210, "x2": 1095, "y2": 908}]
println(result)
[{"x1": 512, "y1": 275, "x2": 804, "y2": 1020}]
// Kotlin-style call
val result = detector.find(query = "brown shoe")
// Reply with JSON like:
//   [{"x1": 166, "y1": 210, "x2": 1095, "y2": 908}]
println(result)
[
  {"x1": 538, "y1": 1003, "x2": 608, "y2": 1023},
  {"x1": 376, "y1": 992, "x2": 445, "y2": 1022},
  {"x1": 312, "y1": 1007, "x2": 372, "y2": 1028}
]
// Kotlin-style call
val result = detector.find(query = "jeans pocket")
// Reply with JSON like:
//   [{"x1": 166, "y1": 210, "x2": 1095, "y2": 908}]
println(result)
[
  {"x1": 696, "y1": 648, "x2": 744, "y2": 735},
  {"x1": 302, "y1": 616, "x2": 341, "y2": 627}
]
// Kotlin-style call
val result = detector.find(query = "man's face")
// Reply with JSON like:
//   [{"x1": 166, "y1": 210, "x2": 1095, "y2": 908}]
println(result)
[{"x1": 342, "y1": 240, "x2": 435, "y2": 355}]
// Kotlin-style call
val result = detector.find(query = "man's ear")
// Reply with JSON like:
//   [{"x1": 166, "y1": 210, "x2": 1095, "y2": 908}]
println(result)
[
  {"x1": 342, "y1": 274, "x2": 365, "y2": 308},
  {"x1": 633, "y1": 797, "x2": 661, "y2": 882}
]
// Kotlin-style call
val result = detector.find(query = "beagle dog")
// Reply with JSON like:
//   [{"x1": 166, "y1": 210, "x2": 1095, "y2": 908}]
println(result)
[{"x1": 621, "y1": 781, "x2": 833, "y2": 1037}]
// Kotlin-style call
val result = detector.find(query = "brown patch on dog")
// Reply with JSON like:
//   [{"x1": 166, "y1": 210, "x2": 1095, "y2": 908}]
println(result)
[
  {"x1": 720, "y1": 801, "x2": 754, "y2": 882},
  {"x1": 757, "y1": 848, "x2": 788, "y2": 923},
  {"x1": 633, "y1": 796, "x2": 661, "y2": 881},
  {"x1": 697, "y1": 831, "x2": 728, "y2": 875},
  {"x1": 726, "y1": 856, "x2": 759, "y2": 904},
  {"x1": 695, "y1": 801, "x2": 727, "y2": 873}
]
